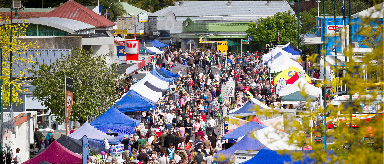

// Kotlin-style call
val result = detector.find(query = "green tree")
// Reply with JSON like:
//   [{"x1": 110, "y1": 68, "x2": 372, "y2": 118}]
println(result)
[
  {"x1": 251, "y1": 3, "x2": 383, "y2": 163},
  {"x1": 101, "y1": 0, "x2": 126, "y2": 21},
  {"x1": 125, "y1": 0, "x2": 175, "y2": 12},
  {"x1": 30, "y1": 49, "x2": 121, "y2": 123},
  {"x1": 246, "y1": 11, "x2": 298, "y2": 47}
]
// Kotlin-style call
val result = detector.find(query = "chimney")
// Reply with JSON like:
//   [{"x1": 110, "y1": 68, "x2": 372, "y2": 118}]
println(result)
[{"x1": 226, "y1": 1, "x2": 232, "y2": 6}]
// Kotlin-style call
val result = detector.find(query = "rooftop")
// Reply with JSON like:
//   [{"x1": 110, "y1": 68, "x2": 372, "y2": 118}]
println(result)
[
  {"x1": 43, "y1": 0, "x2": 115, "y2": 28},
  {"x1": 151, "y1": 1, "x2": 293, "y2": 17}
]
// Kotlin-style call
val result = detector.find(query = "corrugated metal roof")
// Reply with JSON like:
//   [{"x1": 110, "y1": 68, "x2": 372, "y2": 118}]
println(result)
[
  {"x1": 14, "y1": 49, "x2": 71, "y2": 77},
  {"x1": 43, "y1": 0, "x2": 115, "y2": 28},
  {"x1": 121, "y1": 2, "x2": 150, "y2": 16},
  {"x1": 0, "y1": 12, "x2": 46, "y2": 20},
  {"x1": 15, "y1": 17, "x2": 95, "y2": 33},
  {"x1": 0, "y1": 17, "x2": 95, "y2": 33},
  {"x1": 0, "y1": 8, "x2": 55, "y2": 12},
  {"x1": 151, "y1": 1, "x2": 293, "y2": 17}
]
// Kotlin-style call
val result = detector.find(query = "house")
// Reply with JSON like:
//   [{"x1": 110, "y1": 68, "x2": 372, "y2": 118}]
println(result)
[{"x1": 148, "y1": 1, "x2": 293, "y2": 51}]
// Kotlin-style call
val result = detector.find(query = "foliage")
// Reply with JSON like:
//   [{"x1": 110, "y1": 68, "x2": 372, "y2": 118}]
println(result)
[
  {"x1": 30, "y1": 49, "x2": 121, "y2": 123},
  {"x1": 0, "y1": 17, "x2": 38, "y2": 106},
  {"x1": 252, "y1": 3, "x2": 383, "y2": 163},
  {"x1": 100, "y1": 0, "x2": 126, "y2": 21},
  {"x1": 246, "y1": 11, "x2": 298, "y2": 46},
  {"x1": 125, "y1": 0, "x2": 176, "y2": 13}
]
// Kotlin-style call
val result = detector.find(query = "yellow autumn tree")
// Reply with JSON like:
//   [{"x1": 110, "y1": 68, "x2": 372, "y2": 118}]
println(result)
[{"x1": 0, "y1": 17, "x2": 38, "y2": 107}]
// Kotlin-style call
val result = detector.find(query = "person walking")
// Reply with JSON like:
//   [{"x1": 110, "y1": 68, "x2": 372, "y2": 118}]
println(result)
[{"x1": 33, "y1": 128, "x2": 44, "y2": 151}]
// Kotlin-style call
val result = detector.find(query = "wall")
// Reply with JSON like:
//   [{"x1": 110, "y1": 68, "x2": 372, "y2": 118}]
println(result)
[
  {"x1": 15, "y1": 118, "x2": 30, "y2": 162},
  {"x1": 22, "y1": 36, "x2": 82, "y2": 49}
]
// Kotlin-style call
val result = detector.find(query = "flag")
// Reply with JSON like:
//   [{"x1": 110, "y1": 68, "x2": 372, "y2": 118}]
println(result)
[{"x1": 65, "y1": 77, "x2": 73, "y2": 135}]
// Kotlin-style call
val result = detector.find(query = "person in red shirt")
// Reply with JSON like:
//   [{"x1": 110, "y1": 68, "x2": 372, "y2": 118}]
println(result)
[{"x1": 69, "y1": 126, "x2": 76, "y2": 134}]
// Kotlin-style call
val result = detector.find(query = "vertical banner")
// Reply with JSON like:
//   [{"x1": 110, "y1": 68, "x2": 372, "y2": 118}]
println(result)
[
  {"x1": 125, "y1": 40, "x2": 139, "y2": 61},
  {"x1": 65, "y1": 77, "x2": 73, "y2": 135},
  {"x1": 82, "y1": 135, "x2": 90, "y2": 164}
]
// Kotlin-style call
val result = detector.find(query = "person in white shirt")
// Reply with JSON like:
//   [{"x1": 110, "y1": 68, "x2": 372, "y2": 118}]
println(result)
[
  {"x1": 207, "y1": 116, "x2": 216, "y2": 134},
  {"x1": 173, "y1": 151, "x2": 181, "y2": 163},
  {"x1": 158, "y1": 152, "x2": 169, "y2": 164},
  {"x1": 13, "y1": 148, "x2": 21, "y2": 164},
  {"x1": 206, "y1": 151, "x2": 214, "y2": 164}
]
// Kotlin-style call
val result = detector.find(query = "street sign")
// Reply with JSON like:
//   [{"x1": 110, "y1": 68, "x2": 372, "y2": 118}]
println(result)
[
  {"x1": 241, "y1": 40, "x2": 249, "y2": 44},
  {"x1": 248, "y1": 36, "x2": 254, "y2": 41}
]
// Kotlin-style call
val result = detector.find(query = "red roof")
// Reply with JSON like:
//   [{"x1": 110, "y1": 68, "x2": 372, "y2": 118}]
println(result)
[
  {"x1": 0, "y1": 12, "x2": 46, "y2": 21},
  {"x1": 43, "y1": 0, "x2": 115, "y2": 28}
]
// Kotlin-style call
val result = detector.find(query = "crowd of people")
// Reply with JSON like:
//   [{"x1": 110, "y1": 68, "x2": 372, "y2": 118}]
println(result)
[{"x1": 111, "y1": 47, "x2": 279, "y2": 164}]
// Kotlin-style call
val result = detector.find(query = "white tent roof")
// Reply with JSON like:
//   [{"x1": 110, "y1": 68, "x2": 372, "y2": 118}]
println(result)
[
  {"x1": 131, "y1": 80, "x2": 163, "y2": 102},
  {"x1": 146, "y1": 47, "x2": 164, "y2": 54},
  {"x1": 253, "y1": 126, "x2": 300, "y2": 150},
  {"x1": 69, "y1": 122, "x2": 119, "y2": 141},
  {"x1": 140, "y1": 73, "x2": 169, "y2": 90},
  {"x1": 261, "y1": 116, "x2": 284, "y2": 131},
  {"x1": 279, "y1": 78, "x2": 322, "y2": 97},
  {"x1": 263, "y1": 47, "x2": 298, "y2": 63},
  {"x1": 250, "y1": 98, "x2": 271, "y2": 109},
  {"x1": 269, "y1": 55, "x2": 304, "y2": 73}
]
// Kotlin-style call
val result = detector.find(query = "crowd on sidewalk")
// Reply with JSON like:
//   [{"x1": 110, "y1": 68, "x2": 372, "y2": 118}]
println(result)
[{"x1": 111, "y1": 47, "x2": 278, "y2": 164}]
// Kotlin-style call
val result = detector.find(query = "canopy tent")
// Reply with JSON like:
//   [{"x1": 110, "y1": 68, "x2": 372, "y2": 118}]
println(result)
[
  {"x1": 24, "y1": 141, "x2": 83, "y2": 164},
  {"x1": 261, "y1": 116, "x2": 284, "y2": 131},
  {"x1": 281, "y1": 91, "x2": 316, "y2": 102},
  {"x1": 151, "y1": 68, "x2": 174, "y2": 84},
  {"x1": 262, "y1": 47, "x2": 298, "y2": 63},
  {"x1": 269, "y1": 55, "x2": 304, "y2": 73},
  {"x1": 253, "y1": 126, "x2": 300, "y2": 150},
  {"x1": 222, "y1": 121, "x2": 266, "y2": 140},
  {"x1": 160, "y1": 67, "x2": 180, "y2": 78},
  {"x1": 227, "y1": 116, "x2": 250, "y2": 132},
  {"x1": 273, "y1": 66, "x2": 311, "y2": 85},
  {"x1": 69, "y1": 121, "x2": 120, "y2": 143},
  {"x1": 223, "y1": 39, "x2": 241, "y2": 46},
  {"x1": 214, "y1": 133, "x2": 268, "y2": 163},
  {"x1": 131, "y1": 78, "x2": 165, "y2": 102},
  {"x1": 91, "y1": 107, "x2": 140, "y2": 128},
  {"x1": 230, "y1": 98, "x2": 270, "y2": 116},
  {"x1": 134, "y1": 73, "x2": 169, "y2": 90},
  {"x1": 286, "y1": 72, "x2": 299, "y2": 84},
  {"x1": 283, "y1": 45, "x2": 301, "y2": 55},
  {"x1": 152, "y1": 39, "x2": 168, "y2": 47},
  {"x1": 56, "y1": 135, "x2": 82, "y2": 154},
  {"x1": 146, "y1": 47, "x2": 164, "y2": 54},
  {"x1": 242, "y1": 149, "x2": 317, "y2": 164},
  {"x1": 115, "y1": 90, "x2": 156, "y2": 112},
  {"x1": 279, "y1": 78, "x2": 322, "y2": 97}
]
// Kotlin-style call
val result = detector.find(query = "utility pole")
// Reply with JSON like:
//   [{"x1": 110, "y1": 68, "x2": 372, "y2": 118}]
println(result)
[
  {"x1": 334, "y1": 0, "x2": 338, "y2": 77},
  {"x1": 322, "y1": 0, "x2": 327, "y2": 150}
]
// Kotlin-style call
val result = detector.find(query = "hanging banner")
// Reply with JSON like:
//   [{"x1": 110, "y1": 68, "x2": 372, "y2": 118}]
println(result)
[
  {"x1": 82, "y1": 135, "x2": 90, "y2": 164},
  {"x1": 125, "y1": 40, "x2": 139, "y2": 61},
  {"x1": 222, "y1": 80, "x2": 235, "y2": 98},
  {"x1": 65, "y1": 77, "x2": 73, "y2": 135}
]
